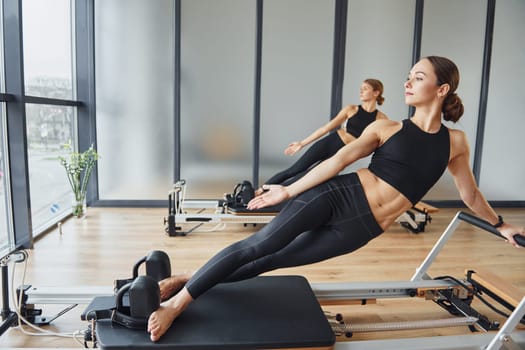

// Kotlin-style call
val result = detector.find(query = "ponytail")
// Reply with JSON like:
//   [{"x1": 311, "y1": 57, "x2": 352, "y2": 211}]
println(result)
[{"x1": 363, "y1": 78, "x2": 385, "y2": 106}]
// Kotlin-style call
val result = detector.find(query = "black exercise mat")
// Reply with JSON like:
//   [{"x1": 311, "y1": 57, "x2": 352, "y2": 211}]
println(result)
[{"x1": 95, "y1": 275, "x2": 335, "y2": 349}]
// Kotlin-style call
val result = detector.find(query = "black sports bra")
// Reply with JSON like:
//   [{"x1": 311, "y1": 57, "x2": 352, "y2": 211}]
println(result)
[
  {"x1": 344, "y1": 105, "x2": 378, "y2": 138},
  {"x1": 368, "y1": 118, "x2": 450, "y2": 205}
]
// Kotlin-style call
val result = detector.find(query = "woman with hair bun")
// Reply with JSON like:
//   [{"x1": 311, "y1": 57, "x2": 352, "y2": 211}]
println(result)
[
  {"x1": 256, "y1": 78, "x2": 388, "y2": 193},
  {"x1": 147, "y1": 56, "x2": 525, "y2": 342}
]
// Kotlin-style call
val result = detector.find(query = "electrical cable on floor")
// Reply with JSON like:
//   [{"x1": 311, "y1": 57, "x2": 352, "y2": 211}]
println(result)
[{"x1": 8, "y1": 250, "x2": 88, "y2": 346}]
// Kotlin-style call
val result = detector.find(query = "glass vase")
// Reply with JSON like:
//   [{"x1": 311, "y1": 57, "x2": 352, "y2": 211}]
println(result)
[{"x1": 72, "y1": 197, "x2": 87, "y2": 218}]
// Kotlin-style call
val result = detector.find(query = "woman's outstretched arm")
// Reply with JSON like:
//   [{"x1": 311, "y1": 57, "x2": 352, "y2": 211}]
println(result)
[
  {"x1": 248, "y1": 120, "x2": 391, "y2": 209},
  {"x1": 284, "y1": 105, "x2": 357, "y2": 156},
  {"x1": 447, "y1": 129, "x2": 525, "y2": 246}
]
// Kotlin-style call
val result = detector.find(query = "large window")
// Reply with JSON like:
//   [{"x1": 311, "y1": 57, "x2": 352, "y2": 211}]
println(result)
[
  {"x1": 22, "y1": 0, "x2": 74, "y2": 100},
  {"x1": 0, "y1": 101, "x2": 13, "y2": 256},
  {"x1": 0, "y1": 3, "x2": 3, "y2": 96},
  {"x1": 0, "y1": 3, "x2": 14, "y2": 257},
  {"x1": 25, "y1": 104, "x2": 76, "y2": 231},
  {"x1": 22, "y1": 0, "x2": 78, "y2": 232}
]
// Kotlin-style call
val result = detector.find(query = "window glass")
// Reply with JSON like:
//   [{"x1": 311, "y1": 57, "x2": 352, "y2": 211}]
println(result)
[
  {"x1": 0, "y1": 6, "x2": 14, "y2": 257},
  {"x1": 22, "y1": 0, "x2": 74, "y2": 100},
  {"x1": 0, "y1": 102, "x2": 13, "y2": 257},
  {"x1": 26, "y1": 104, "x2": 76, "y2": 233},
  {"x1": 0, "y1": 3, "x2": 4, "y2": 94},
  {"x1": 21, "y1": 0, "x2": 78, "y2": 233}
]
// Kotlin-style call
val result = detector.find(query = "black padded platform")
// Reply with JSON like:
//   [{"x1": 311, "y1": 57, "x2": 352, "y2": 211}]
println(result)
[
  {"x1": 95, "y1": 275, "x2": 335, "y2": 350},
  {"x1": 227, "y1": 201, "x2": 285, "y2": 215}
]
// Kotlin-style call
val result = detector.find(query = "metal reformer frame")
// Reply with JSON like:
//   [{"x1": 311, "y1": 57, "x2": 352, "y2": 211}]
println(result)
[
  {"x1": 6, "y1": 212, "x2": 524, "y2": 349},
  {"x1": 164, "y1": 180, "x2": 432, "y2": 236},
  {"x1": 163, "y1": 180, "x2": 276, "y2": 236},
  {"x1": 314, "y1": 211, "x2": 525, "y2": 350}
]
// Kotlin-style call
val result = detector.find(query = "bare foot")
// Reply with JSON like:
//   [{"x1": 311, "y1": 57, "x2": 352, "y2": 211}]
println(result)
[
  {"x1": 148, "y1": 288, "x2": 193, "y2": 342},
  {"x1": 148, "y1": 305, "x2": 179, "y2": 342},
  {"x1": 158, "y1": 273, "x2": 192, "y2": 301}
]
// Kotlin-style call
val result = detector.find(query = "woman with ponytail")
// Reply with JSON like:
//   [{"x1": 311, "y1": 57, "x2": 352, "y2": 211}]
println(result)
[
  {"x1": 256, "y1": 78, "x2": 388, "y2": 193},
  {"x1": 148, "y1": 56, "x2": 525, "y2": 342}
]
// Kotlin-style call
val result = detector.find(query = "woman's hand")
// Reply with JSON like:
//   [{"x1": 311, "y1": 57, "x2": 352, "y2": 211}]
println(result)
[
  {"x1": 284, "y1": 142, "x2": 303, "y2": 156},
  {"x1": 499, "y1": 223, "x2": 525, "y2": 248},
  {"x1": 247, "y1": 185, "x2": 289, "y2": 210}
]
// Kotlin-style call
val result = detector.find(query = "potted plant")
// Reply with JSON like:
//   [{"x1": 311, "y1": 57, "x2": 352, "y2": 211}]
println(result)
[{"x1": 59, "y1": 142, "x2": 99, "y2": 218}]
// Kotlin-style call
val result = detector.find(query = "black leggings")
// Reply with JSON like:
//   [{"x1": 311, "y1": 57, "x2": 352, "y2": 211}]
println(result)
[
  {"x1": 265, "y1": 132, "x2": 345, "y2": 186},
  {"x1": 185, "y1": 172, "x2": 384, "y2": 299}
]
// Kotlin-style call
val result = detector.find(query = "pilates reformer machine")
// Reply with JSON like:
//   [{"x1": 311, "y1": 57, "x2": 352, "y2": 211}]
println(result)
[
  {"x1": 163, "y1": 179, "x2": 435, "y2": 236},
  {"x1": 315, "y1": 211, "x2": 525, "y2": 349},
  {"x1": 4, "y1": 211, "x2": 524, "y2": 349}
]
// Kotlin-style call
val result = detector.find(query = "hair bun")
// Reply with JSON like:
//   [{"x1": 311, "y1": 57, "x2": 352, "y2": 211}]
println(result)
[{"x1": 443, "y1": 93, "x2": 464, "y2": 123}]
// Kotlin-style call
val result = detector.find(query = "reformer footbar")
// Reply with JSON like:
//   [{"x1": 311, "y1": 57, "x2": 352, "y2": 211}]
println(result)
[{"x1": 163, "y1": 180, "x2": 434, "y2": 236}]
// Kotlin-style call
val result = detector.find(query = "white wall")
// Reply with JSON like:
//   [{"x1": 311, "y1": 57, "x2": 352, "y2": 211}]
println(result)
[
  {"x1": 479, "y1": 0, "x2": 525, "y2": 201},
  {"x1": 96, "y1": 0, "x2": 175, "y2": 199}
]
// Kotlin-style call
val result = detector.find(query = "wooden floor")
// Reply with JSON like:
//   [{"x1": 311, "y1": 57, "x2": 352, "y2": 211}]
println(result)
[{"x1": 0, "y1": 207, "x2": 524, "y2": 348}]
